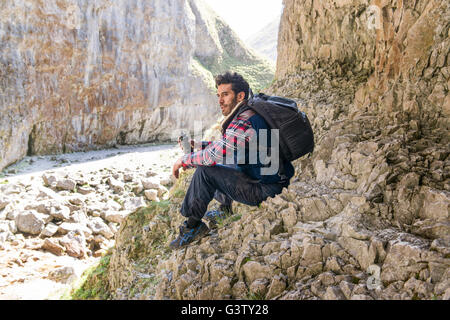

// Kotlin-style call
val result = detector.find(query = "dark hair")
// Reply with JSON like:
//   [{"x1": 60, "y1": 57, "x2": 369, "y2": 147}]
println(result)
[{"x1": 215, "y1": 71, "x2": 250, "y2": 100}]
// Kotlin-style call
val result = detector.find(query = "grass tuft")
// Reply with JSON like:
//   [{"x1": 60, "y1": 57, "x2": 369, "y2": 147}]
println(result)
[{"x1": 70, "y1": 253, "x2": 112, "y2": 300}]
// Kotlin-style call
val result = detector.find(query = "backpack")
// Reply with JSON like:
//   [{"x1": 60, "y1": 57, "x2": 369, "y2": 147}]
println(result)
[{"x1": 240, "y1": 92, "x2": 314, "y2": 167}]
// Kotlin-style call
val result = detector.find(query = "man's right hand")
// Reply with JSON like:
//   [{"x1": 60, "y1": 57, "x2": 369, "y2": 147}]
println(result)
[{"x1": 172, "y1": 157, "x2": 186, "y2": 179}]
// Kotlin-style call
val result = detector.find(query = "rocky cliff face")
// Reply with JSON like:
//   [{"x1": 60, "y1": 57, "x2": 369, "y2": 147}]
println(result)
[
  {"x1": 81, "y1": 0, "x2": 449, "y2": 300},
  {"x1": 0, "y1": 0, "x2": 274, "y2": 171},
  {"x1": 274, "y1": 0, "x2": 449, "y2": 238}
]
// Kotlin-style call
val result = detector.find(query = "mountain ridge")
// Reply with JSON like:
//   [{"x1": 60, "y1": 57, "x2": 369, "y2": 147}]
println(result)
[{"x1": 246, "y1": 16, "x2": 280, "y2": 64}]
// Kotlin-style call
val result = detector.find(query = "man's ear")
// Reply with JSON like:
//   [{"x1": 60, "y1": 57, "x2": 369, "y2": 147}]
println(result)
[{"x1": 237, "y1": 91, "x2": 245, "y2": 102}]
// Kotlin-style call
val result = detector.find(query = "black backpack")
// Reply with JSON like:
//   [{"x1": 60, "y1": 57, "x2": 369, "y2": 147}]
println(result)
[{"x1": 240, "y1": 92, "x2": 314, "y2": 170}]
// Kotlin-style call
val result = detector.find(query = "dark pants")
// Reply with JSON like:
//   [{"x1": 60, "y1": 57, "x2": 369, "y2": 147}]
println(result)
[{"x1": 181, "y1": 165, "x2": 289, "y2": 221}]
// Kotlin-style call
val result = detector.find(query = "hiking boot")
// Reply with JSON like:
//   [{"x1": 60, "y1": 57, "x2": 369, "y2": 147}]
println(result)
[
  {"x1": 204, "y1": 204, "x2": 233, "y2": 227},
  {"x1": 169, "y1": 221, "x2": 209, "y2": 249}
]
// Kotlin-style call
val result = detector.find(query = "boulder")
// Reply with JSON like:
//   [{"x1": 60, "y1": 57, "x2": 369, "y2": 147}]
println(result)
[
  {"x1": 381, "y1": 240, "x2": 427, "y2": 282},
  {"x1": 48, "y1": 266, "x2": 76, "y2": 283},
  {"x1": 42, "y1": 173, "x2": 76, "y2": 191},
  {"x1": 323, "y1": 286, "x2": 347, "y2": 300},
  {"x1": 77, "y1": 186, "x2": 95, "y2": 195},
  {"x1": 15, "y1": 210, "x2": 46, "y2": 235},
  {"x1": 122, "y1": 197, "x2": 147, "y2": 212},
  {"x1": 159, "y1": 177, "x2": 173, "y2": 186},
  {"x1": 141, "y1": 178, "x2": 160, "y2": 190},
  {"x1": 266, "y1": 275, "x2": 287, "y2": 299},
  {"x1": 242, "y1": 261, "x2": 272, "y2": 284},
  {"x1": 42, "y1": 238, "x2": 65, "y2": 256},
  {"x1": 50, "y1": 205, "x2": 71, "y2": 221},
  {"x1": 107, "y1": 178, "x2": 125, "y2": 194},
  {"x1": 132, "y1": 183, "x2": 144, "y2": 195},
  {"x1": 104, "y1": 211, "x2": 128, "y2": 224},
  {"x1": 231, "y1": 281, "x2": 248, "y2": 299},
  {"x1": 249, "y1": 278, "x2": 269, "y2": 298},
  {"x1": 301, "y1": 243, "x2": 322, "y2": 265},
  {"x1": 60, "y1": 235, "x2": 85, "y2": 259},
  {"x1": 56, "y1": 178, "x2": 77, "y2": 191},
  {"x1": 40, "y1": 222, "x2": 59, "y2": 237},
  {"x1": 57, "y1": 222, "x2": 92, "y2": 237},
  {"x1": 0, "y1": 196, "x2": 8, "y2": 210},
  {"x1": 144, "y1": 189, "x2": 159, "y2": 202},
  {"x1": 88, "y1": 217, "x2": 114, "y2": 239}
]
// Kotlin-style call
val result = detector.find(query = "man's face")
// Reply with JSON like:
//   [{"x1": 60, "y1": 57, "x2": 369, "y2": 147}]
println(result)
[{"x1": 217, "y1": 84, "x2": 239, "y2": 116}]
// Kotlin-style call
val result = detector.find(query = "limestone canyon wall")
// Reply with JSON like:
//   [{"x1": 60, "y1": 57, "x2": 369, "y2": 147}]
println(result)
[
  {"x1": 0, "y1": 0, "x2": 273, "y2": 171},
  {"x1": 274, "y1": 0, "x2": 449, "y2": 238}
]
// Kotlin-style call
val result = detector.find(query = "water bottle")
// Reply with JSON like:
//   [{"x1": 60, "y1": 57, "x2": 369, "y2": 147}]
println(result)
[{"x1": 178, "y1": 132, "x2": 192, "y2": 154}]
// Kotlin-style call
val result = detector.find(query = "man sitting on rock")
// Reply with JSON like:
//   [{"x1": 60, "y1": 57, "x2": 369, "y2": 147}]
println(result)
[{"x1": 170, "y1": 71, "x2": 295, "y2": 249}]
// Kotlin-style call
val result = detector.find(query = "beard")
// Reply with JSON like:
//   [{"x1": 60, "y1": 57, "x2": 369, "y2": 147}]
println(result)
[{"x1": 221, "y1": 96, "x2": 238, "y2": 116}]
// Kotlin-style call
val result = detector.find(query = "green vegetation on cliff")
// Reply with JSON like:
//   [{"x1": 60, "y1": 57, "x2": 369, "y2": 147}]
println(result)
[
  {"x1": 192, "y1": 5, "x2": 275, "y2": 94},
  {"x1": 71, "y1": 253, "x2": 112, "y2": 300}
]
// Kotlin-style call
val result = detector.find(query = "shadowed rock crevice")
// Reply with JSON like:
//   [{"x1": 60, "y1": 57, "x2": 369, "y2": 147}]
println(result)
[{"x1": 27, "y1": 125, "x2": 37, "y2": 157}]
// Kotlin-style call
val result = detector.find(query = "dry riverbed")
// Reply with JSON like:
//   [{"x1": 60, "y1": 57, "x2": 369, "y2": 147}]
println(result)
[{"x1": 0, "y1": 143, "x2": 182, "y2": 299}]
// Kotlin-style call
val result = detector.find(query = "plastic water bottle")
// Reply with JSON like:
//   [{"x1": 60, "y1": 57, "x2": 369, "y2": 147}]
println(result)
[{"x1": 178, "y1": 132, "x2": 192, "y2": 154}]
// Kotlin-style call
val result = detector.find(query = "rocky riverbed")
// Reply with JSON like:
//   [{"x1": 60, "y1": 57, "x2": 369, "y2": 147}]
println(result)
[{"x1": 0, "y1": 143, "x2": 181, "y2": 299}]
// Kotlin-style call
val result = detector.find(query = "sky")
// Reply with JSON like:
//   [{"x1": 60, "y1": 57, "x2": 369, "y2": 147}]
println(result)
[{"x1": 205, "y1": 0, "x2": 283, "y2": 40}]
